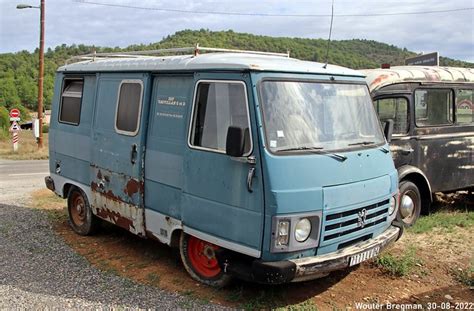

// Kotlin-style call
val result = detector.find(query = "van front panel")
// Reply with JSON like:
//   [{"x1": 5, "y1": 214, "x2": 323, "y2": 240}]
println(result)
[{"x1": 251, "y1": 72, "x2": 399, "y2": 261}]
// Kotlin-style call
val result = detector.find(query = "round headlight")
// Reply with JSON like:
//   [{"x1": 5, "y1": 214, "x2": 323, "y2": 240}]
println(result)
[
  {"x1": 389, "y1": 196, "x2": 397, "y2": 215},
  {"x1": 295, "y1": 218, "x2": 311, "y2": 242}
]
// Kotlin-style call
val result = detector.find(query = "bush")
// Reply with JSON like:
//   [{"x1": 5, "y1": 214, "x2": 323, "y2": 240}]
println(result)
[
  {"x1": 0, "y1": 106, "x2": 9, "y2": 138},
  {"x1": 42, "y1": 124, "x2": 49, "y2": 133}
]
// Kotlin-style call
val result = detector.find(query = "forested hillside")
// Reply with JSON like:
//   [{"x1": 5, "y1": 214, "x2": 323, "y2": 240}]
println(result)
[{"x1": 0, "y1": 29, "x2": 472, "y2": 135}]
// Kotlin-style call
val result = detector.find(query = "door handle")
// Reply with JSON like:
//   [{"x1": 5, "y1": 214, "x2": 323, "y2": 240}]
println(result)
[
  {"x1": 130, "y1": 144, "x2": 138, "y2": 164},
  {"x1": 247, "y1": 167, "x2": 256, "y2": 193},
  {"x1": 400, "y1": 148, "x2": 414, "y2": 155}
]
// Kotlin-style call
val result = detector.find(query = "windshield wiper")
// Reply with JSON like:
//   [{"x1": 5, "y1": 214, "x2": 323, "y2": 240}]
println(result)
[
  {"x1": 276, "y1": 146, "x2": 347, "y2": 162},
  {"x1": 276, "y1": 146, "x2": 324, "y2": 152},
  {"x1": 348, "y1": 141, "x2": 390, "y2": 154},
  {"x1": 348, "y1": 141, "x2": 376, "y2": 146}
]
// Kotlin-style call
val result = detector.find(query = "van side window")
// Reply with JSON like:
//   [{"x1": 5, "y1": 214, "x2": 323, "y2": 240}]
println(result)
[
  {"x1": 374, "y1": 98, "x2": 408, "y2": 134},
  {"x1": 414, "y1": 89, "x2": 453, "y2": 127},
  {"x1": 191, "y1": 81, "x2": 251, "y2": 154},
  {"x1": 456, "y1": 89, "x2": 473, "y2": 124},
  {"x1": 59, "y1": 79, "x2": 83, "y2": 125},
  {"x1": 115, "y1": 81, "x2": 143, "y2": 135}
]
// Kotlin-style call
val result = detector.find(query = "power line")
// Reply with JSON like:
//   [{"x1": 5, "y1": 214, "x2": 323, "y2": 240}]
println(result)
[{"x1": 73, "y1": 1, "x2": 474, "y2": 18}]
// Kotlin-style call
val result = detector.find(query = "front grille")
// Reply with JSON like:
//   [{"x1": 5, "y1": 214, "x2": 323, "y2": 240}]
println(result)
[{"x1": 323, "y1": 199, "x2": 389, "y2": 242}]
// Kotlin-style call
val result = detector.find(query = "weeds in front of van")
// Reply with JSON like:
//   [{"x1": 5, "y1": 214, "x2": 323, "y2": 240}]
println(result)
[
  {"x1": 240, "y1": 287, "x2": 285, "y2": 310},
  {"x1": 376, "y1": 246, "x2": 422, "y2": 277},
  {"x1": 146, "y1": 272, "x2": 161, "y2": 286},
  {"x1": 451, "y1": 261, "x2": 474, "y2": 287},
  {"x1": 226, "y1": 285, "x2": 285, "y2": 310},
  {"x1": 409, "y1": 210, "x2": 474, "y2": 234},
  {"x1": 0, "y1": 131, "x2": 49, "y2": 160},
  {"x1": 278, "y1": 299, "x2": 319, "y2": 311}
]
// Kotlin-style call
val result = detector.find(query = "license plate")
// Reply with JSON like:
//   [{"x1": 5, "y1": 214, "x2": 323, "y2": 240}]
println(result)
[{"x1": 349, "y1": 246, "x2": 381, "y2": 266}]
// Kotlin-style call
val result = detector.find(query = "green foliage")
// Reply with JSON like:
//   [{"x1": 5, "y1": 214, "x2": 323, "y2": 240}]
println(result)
[
  {"x1": 1, "y1": 29, "x2": 472, "y2": 118},
  {"x1": 42, "y1": 124, "x2": 49, "y2": 133},
  {"x1": 376, "y1": 246, "x2": 422, "y2": 277},
  {"x1": 0, "y1": 106, "x2": 9, "y2": 138}
]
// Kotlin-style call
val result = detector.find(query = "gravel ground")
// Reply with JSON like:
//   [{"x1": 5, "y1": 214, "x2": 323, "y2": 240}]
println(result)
[{"x1": 0, "y1": 203, "x2": 226, "y2": 310}]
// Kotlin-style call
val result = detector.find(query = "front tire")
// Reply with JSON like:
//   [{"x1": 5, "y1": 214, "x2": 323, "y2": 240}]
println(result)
[
  {"x1": 398, "y1": 181, "x2": 421, "y2": 227},
  {"x1": 179, "y1": 232, "x2": 231, "y2": 287},
  {"x1": 67, "y1": 187, "x2": 99, "y2": 235}
]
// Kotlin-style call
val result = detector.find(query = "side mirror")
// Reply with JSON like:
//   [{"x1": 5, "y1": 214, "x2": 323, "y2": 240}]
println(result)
[
  {"x1": 383, "y1": 119, "x2": 394, "y2": 143},
  {"x1": 226, "y1": 126, "x2": 245, "y2": 157}
]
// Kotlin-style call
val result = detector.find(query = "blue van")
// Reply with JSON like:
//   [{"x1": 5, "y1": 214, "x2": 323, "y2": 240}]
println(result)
[{"x1": 45, "y1": 47, "x2": 402, "y2": 287}]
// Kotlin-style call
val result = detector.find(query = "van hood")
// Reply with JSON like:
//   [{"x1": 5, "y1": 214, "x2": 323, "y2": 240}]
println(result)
[{"x1": 262, "y1": 145, "x2": 398, "y2": 214}]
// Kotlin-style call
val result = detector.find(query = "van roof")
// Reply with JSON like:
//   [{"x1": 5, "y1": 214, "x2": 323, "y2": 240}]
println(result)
[
  {"x1": 361, "y1": 66, "x2": 474, "y2": 92},
  {"x1": 58, "y1": 52, "x2": 363, "y2": 77}
]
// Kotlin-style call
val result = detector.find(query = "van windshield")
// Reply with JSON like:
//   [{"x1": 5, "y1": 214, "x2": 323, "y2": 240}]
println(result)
[{"x1": 259, "y1": 81, "x2": 385, "y2": 153}]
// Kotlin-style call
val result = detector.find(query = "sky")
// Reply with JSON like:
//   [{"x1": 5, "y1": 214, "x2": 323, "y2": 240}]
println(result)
[{"x1": 0, "y1": 0, "x2": 473, "y2": 62}]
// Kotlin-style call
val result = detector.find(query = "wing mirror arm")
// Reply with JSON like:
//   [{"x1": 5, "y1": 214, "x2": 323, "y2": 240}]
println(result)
[{"x1": 384, "y1": 119, "x2": 394, "y2": 143}]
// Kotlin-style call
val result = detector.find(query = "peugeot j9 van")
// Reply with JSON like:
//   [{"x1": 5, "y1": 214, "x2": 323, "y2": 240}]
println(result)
[{"x1": 45, "y1": 47, "x2": 402, "y2": 286}]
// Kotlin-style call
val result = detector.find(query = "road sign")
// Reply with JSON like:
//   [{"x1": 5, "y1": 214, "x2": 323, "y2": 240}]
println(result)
[
  {"x1": 9, "y1": 109, "x2": 20, "y2": 118},
  {"x1": 405, "y1": 52, "x2": 439, "y2": 66},
  {"x1": 9, "y1": 108, "x2": 21, "y2": 122},
  {"x1": 9, "y1": 121, "x2": 21, "y2": 132}
]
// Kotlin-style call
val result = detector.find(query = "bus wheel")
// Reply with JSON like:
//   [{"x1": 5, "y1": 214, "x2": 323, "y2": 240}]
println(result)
[
  {"x1": 67, "y1": 187, "x2": 99, "y2": 236},
  {"x1": 179, "y1": 232, "x2": 231, "y2": 287},
  {"x1": 398, "y1": 181, "x2": 421, "y2": 227}
]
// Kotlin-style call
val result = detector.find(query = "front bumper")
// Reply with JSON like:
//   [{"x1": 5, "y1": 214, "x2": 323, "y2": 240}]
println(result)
[
  {"x1": 223, "y1": 224, "x2": 402, "y2": 284},
  {"x1": 289, "y1": 225, "x2": 401, "y2": 282}
]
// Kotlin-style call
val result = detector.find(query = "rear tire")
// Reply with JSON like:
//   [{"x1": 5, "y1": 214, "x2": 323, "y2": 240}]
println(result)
[
  {"x1": 397, "y1": 181, "x2": 421, "y2": 227},
  {"x1": 67, "y1": 187, "x2": 99, "y2": 236},
  {"x1": 179, "y1": 232, "x2": 232, "y2": 287}
]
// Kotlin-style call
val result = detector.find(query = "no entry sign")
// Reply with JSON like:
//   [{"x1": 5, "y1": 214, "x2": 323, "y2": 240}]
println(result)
[
  {"x1": 9, "y1": 109, "x2": 20, "y2": 118},
  {"x1": 9, "y1": 108, "x2": 20, "y2": 122}
]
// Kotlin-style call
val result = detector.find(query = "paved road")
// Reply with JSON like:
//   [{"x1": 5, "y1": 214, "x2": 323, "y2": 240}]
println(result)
[
  {"x1": 0, "y1": 159, "x2": 49, "y2": 205},
  {"x1": 0, "y1": 159, "x2": 219, "y2": 310}
]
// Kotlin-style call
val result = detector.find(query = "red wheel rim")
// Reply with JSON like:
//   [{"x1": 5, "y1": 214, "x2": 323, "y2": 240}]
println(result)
[{"x1": 187, "y1": 236, "x2": 221, "y2": 278}]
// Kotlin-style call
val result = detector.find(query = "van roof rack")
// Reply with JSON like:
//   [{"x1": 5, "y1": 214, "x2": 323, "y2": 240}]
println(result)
[{"x1": 66, "y1": 44, "x2": 290, "y2": 64}]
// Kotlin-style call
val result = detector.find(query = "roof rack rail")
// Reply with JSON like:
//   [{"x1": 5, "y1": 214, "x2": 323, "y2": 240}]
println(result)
[{"x1": 65, "y1": 44, "x2": 290, "y2": 64}]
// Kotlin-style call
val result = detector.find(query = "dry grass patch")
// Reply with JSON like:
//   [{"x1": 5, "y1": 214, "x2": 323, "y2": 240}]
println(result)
[{"x1": 0, "y1": 131, "x2": 49, "y2": 160}]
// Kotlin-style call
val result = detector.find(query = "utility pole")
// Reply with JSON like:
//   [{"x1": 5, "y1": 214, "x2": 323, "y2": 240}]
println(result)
[
  {"x1": 16, "y1": 1, "x2": 45, "y2": 149},
  {"x1": 37, "y1": 0, "x2": 45, "y2": 149}
]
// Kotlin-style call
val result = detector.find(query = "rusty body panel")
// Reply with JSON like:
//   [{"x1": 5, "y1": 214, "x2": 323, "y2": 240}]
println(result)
[
  {"x1": 365, "y1": 67, "x2": 474, "y2": 194},
  {"x1": 362, "y1": 66, "x2": 474, "y2": 93},
  {"x1": 90, "y1": 166, "x2": 146, "y2": 236}
]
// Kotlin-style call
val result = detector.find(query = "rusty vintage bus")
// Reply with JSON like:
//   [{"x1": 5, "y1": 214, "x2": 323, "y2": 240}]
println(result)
[{"x1": 363, "y1": 66, "x2": 474, "y2": 226}]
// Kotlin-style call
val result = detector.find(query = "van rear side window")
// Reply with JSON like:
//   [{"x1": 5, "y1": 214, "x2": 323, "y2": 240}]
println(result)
[
  {"x1": 115, "y1": 81, "x2": 143, "y2": 135},
  {"x1": 59, "y1": 79, "x2": 83, "y2": 125},
  {"x1": 415, "y1": 89, "x2": 453, "y2": 127}
]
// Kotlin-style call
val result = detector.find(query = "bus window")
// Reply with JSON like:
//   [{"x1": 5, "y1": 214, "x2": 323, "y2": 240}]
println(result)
[
  {"x1": 375, "y1": 97, "x2": 408, "y2": 134},
  {"x1": 456, "y1": 89, "x2": 473, "y2": 124},
  {"x1": 415, "y1": 89, "x2": 453, "y2": 127}
]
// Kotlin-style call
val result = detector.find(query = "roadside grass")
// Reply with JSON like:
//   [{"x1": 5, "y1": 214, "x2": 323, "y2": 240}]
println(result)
[
  {"x1": 0, "y1": 131, "x2": 49, "y2": 160},
  {"x1": 451, "y1": 260, "x2": 474, "y2": 287},
  {"x1": 408, "y1": 210, "x2": 474, "y2": 234},
  {"x1": 376, "y1": 246, "x2": 422, "y2": 277}
]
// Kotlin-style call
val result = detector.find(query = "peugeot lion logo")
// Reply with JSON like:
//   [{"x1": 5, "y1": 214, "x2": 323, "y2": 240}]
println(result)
[{"x1": 357, "y1": 208, "x2": 368, "y2": 228}]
